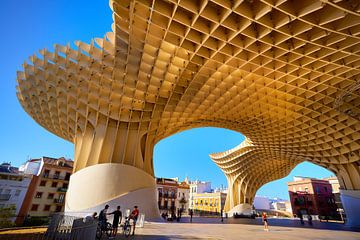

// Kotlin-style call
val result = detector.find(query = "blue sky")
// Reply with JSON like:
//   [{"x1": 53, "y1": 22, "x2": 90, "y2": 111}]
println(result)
[{"x1": 1, "y1": 0, "x2": 334, "y2": 200}]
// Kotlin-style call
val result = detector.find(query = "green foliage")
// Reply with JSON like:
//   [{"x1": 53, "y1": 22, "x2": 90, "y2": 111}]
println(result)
[
  {"x1": 0, "y1": 206, "x2": 16, "y2": 228},
  {"x1": 179, "y1": 197, "x2": 187, "y2": 204},
  {"x1": 23, "y1": 216, "x2": 50, "y2": 227}
]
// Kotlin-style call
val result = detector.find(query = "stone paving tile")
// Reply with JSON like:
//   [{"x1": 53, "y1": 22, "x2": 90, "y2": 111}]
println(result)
[{"x1": 117, "y1": 217, "x2": 360, "y2": 240}]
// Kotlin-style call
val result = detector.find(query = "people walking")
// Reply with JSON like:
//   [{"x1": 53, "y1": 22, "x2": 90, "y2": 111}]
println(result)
[
  {"x1": 108, "y1": 206, "x2": 122, "y2": 236},
  {"x1": 221, "y1": 209, "x2": 224, "y2": 222},
  {"x1": 262, "y1": 212, "x2": 269, "y2": 231},
  {"x1": 299, "y1": 212, "x2": 304, "y2": 225},
  {"x1": 177, "y1": 208, "x2": 181, "y2": 222},
  {"x1": 307, "y1": 214, "x2": 313, "y2": 225},
  {"x1": 189, "y1": 209, "x2": 193, "y2": 223},
  {"x1": 129, "y1": 206, "x2": 139, "y2": 236}
]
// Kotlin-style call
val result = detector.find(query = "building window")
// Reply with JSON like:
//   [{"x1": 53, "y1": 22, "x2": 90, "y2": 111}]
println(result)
[
  {"x1": 44, "y1": 205, "x2": 51, "y2": 211},
  {"x1": 62, "y1": 183, "x2": 68, "y2": 189},
  {"x1": 15, "y1": 190, "x2": 21, "y2": 196},
  {"x1": 52, "y1": 182, "x2": 58, "y2": 188},
  {"x1": 324, "y1": 187, "x2": 328, "y2": 192},
  {"x1": 35, "y1": 192, "x2": 43, "y2": 198},
  {"x1": 65, "y1": 172, "x2": 71, "y2": 181},
  {"x1": 55, "y1": 206, "x2": 62, "y2": 212},
  {"x1": 48, "y1": 193, "x2": 54, "y2": 199},
  {"x1": 40, "y1": 180, "x2": 46, "y2": 187},
  {"x1": 304, "y1": 187, "x2": 308, "y2": 193},
  {"x1": 31, "y1": 204, "x2": 39, "y2": 211},
  {"x1": 43, "y1": 169, "x2": 50, "y2": 178},
  {"x1": 54, "y1": 171, "x2": 60, "y2": 179}
]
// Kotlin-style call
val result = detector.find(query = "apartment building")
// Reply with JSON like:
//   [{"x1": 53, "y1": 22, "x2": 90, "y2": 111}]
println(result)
[
  {"x1": 16, "y1": 157, "x2": 73, "y2": 224},
  {"x1": 0, "y1": 163, "x2": 32, "y2": 221},
  {"x1": 176, "y1": 180, "x2": 190, "y2": 213},
  {"x1": 189, "y1": 180, "x2": 211, "y2": 210},
  {"x1": 191, "y1": 192, "x2": 227, "y2": 214},
  {"x1": 287, "y1": 176, "x2": 338, "y2": 218}
]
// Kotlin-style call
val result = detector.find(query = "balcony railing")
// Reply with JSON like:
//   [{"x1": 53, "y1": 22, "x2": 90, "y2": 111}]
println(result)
[
  {"x1": 43, "y1": 174, "x2": 69, "y2": 180},
  {"x1": 54, "y1": 198, "x2": 65, "y2": 204},
  {"x1": 42, "y1": 174, "x2": 70, "y2": 181},
  {"x1": 0, "y1": 194, "x2": 11, "y2": 201}
]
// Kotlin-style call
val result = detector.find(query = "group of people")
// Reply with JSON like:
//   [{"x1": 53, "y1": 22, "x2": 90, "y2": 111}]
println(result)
[
  {"x1": 298, "y1": 212, "x2": 313, "y2": 225},
  {"x1": 85, "y1": 205, "x2": 139, "y2": 236},
  {"x1": 161, "y1": 208, "x2": 184, "y2": 222}
]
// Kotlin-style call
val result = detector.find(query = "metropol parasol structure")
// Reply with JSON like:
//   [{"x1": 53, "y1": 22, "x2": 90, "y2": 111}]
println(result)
[{"x1": 16, "y1": 0, "x2": 360, "y2": 226}]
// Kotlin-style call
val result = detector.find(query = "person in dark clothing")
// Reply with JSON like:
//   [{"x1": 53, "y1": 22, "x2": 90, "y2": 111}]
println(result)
[
  {"x1": 307, "y1": 214, "x2": 313, "y2": 225},
  {"x1": 299, "y1": 212, "x2": 304, "y2": 225},
  {"x1": 177, "y1": 209, "x2": 181, "y2": 222},
  {"x1": 189, "y1": 209, "x2": 193, "y2": 223},
  {"x1": 99, "y1": 205, "x2": 109, "y2": 229},
  {"x1": 108, "y1": 206, "x2": 122, "y2": 236}
]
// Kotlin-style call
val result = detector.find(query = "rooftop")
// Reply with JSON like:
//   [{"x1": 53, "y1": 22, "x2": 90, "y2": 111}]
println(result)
[{"x1": 0, "y1": 163, "x2": 19, "y2": 174}]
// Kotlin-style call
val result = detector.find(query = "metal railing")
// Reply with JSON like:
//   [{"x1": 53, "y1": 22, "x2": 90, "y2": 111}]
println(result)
[
  {"x1": 0, "y1": 211, "x2": 146, "y2": 239},
  {"x1": 0, "y1": 213, "x2": 97, "y2": 240},
  {"x1": 53, "y1": 199, "x2": 64, "y2": 204},
  {"x1": 42, "y1": 174, "x2": 70, "y2": 181}
]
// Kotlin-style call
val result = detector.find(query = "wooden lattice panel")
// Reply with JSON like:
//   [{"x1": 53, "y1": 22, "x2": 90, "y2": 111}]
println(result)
[{"x1": 17, "y1": 0, "x2": 360, "y2": 200}]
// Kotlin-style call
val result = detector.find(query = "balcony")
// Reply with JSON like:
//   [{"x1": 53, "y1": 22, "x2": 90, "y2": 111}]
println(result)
[
  {"x1": 54, "y1": 198, "x2": 64, "y2": 204},
  {"x1": 57, "y1": 187, "x2": 68, "y2": 192},
  {"x1": 0, "y1": 194, "x2": 11, "y2": 201},
  {"x1": 42, "y1": 174, "x2": 68, "y2": 181}
]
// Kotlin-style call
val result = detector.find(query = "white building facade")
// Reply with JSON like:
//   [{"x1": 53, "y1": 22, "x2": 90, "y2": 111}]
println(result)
[
  {"x1": 0, "y1": 163, "x2": 32, "y2": 220},
  {"x1": 176, "y1": 182, "x2": 190, "y2": 213}
]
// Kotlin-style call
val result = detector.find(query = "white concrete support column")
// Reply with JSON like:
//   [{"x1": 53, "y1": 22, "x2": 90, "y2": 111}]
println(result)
[
  {"x1": 225, "y1": 176, "x2": 253, "y2": 216},
  {"x1": 340, "y1": 189, "x2": 360, "y2": 228},
  {"x1": 65, "y1": 163, "x2": 160, "y2": 220}
]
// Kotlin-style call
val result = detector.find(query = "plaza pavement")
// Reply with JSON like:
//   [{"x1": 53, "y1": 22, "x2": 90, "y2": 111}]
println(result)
[
  {"x1": 0, "y1": 217, "x2": 359, "y2": 239},
  {"x1": 127, "y1": 217, "x2": 360, "y2": 240}
]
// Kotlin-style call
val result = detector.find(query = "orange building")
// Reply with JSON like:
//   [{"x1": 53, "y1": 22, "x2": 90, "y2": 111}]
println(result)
[
  {"x1": 156, "y1": 178, "x2": 178, "y2": 212},
  {"x1": 16, "y1": 157, "x2": 73, "y2": 225}
]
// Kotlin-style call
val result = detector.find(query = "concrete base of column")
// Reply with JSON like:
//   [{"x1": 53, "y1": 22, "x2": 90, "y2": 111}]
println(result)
[
  {"x1": 340, "y1": 189, "x2": 360, "y2": 228},
  {"x1": 65, "y1": 163, "x2": 160, "y2": 221},
  {"x1": 227, "y1": 203, "x2": 253, "y2": 217}
]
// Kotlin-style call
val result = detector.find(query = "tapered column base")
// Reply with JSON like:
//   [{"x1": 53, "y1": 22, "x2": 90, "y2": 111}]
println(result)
[
  {"x1": 227, "y1": 204, "x2": 253, "y2": 217},
  {"x1": 65, "y1": 163, "x2": 160, "y2": 220},
  {"x1": 340, "y1": 189, "x2": 360, "y2": 228}
]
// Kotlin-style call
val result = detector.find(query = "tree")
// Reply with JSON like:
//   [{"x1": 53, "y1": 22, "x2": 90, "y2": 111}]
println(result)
[{"x1": 0, "y1": 206, "x2": 16, "y2": 228}]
